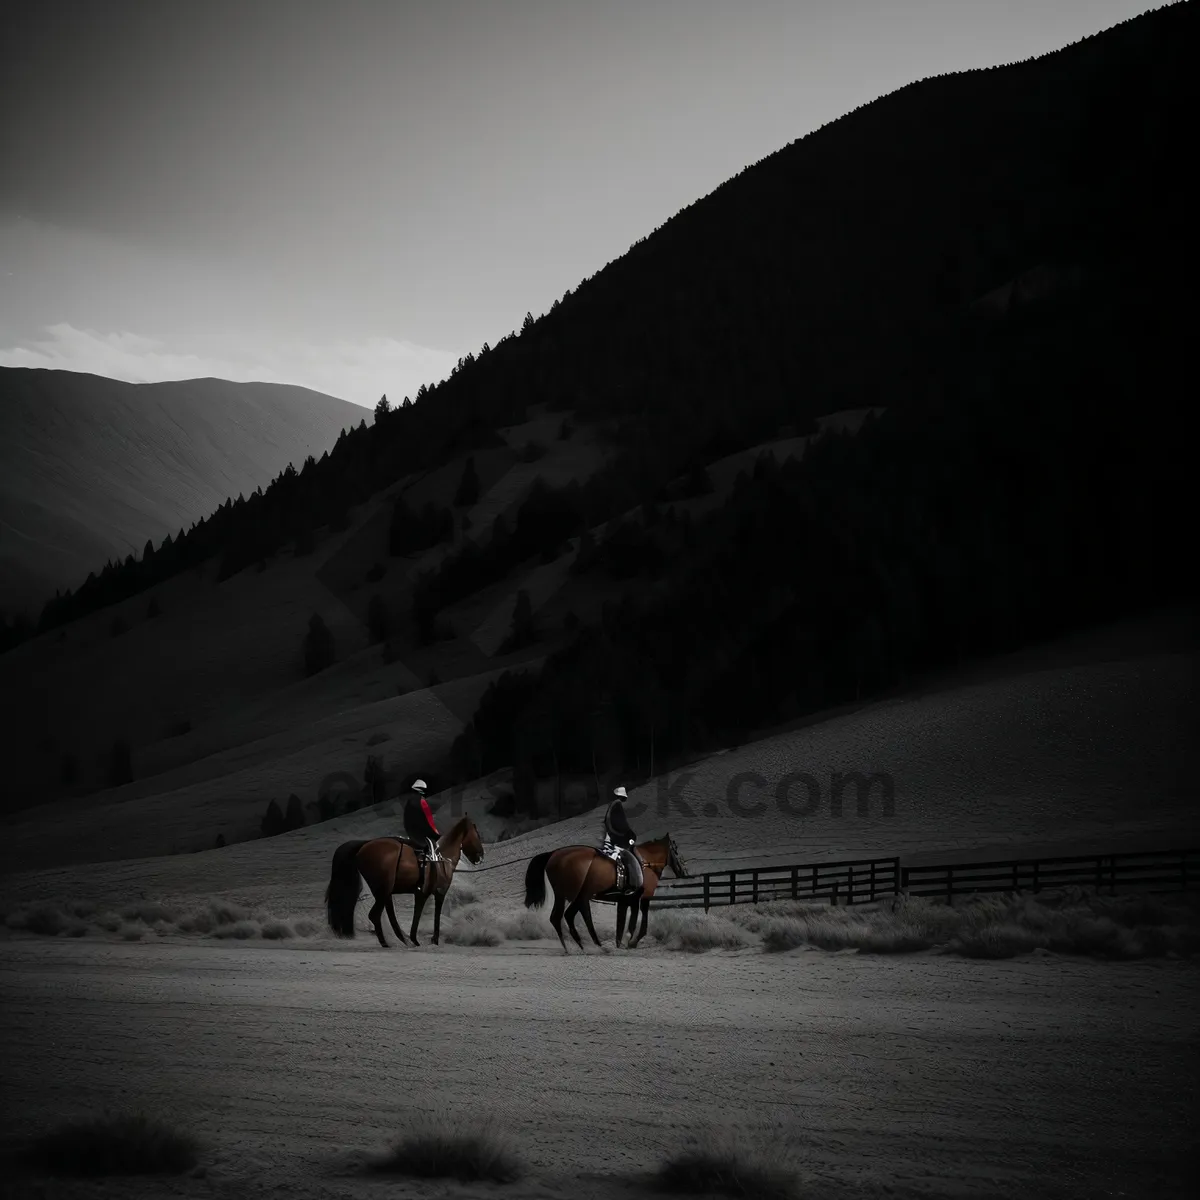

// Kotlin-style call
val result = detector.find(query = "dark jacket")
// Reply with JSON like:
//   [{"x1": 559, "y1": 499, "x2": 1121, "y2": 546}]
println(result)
[
  {"x1": 404, "y1": 795, "x2": 439, "y2": 844},
  {"x1": 604, "y1": 800, "x2": 636, "y2": 849}
]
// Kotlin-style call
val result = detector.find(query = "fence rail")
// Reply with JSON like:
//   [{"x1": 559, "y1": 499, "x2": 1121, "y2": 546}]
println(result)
[
  {"x1": 648, "y1": 856, "x2": 900, "y2": 910},
  {"x1": 899, "y1": 847, "x2": 1197, "y2": 901},
  {"x1": 648, "y1": 847, "x2": 1198, "y2": 912}
]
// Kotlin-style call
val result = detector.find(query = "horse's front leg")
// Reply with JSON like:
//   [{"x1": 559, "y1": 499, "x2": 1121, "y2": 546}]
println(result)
[
  {"x1": 410, "y1": 889, "x2": 428, "y2": 946},
  {"x1": 432, "y1": 891, "x2": 445, "y2": 945},
  {"x1": 629, "y1": 894, "x2": 650, "y2": 948}
]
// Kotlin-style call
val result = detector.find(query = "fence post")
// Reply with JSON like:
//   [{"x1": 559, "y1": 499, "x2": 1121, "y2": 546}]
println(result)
[
  {"x1": 729, "y1": 871, "x2": 735, "y2": 907},
  {"x1": 791, "y1": 865, "x2": 798, "y2": 899},
  {"x1": 946, "y1": 865, "x2": 953, "y2": 905},
  {"x1": 869, "y1": 860, "x2": 877, "y2": 902},
  {"x1": 847, "y1": 865, "x2": 855, "y2": 906},
  {"x1": 1032, "y1": 860, "x2": 1040, "y2": 894},
  {"x1": 1183, "y1": 851, "x2": 1190, "y2": 893},
  {"x1": 703, "y1": 874, "x2": 710, "y2": 913},
  {"x1": 752, "y1": 869, "x2": 759, "y2": 905},
  {"x1": 831, "y1": 880, "x2": 840, "y2": 907}
]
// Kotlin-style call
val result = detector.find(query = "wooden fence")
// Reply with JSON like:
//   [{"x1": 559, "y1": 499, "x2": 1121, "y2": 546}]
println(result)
[
  {"x1": 899, "y1": 847, "x2": 1198, "y2": 902},
  {"x1": 647, "y1": 856, "x2": 900, "y2": 910},
  {"x1": 648, "y1": 847, "x2": 1198, "y2": 912}
]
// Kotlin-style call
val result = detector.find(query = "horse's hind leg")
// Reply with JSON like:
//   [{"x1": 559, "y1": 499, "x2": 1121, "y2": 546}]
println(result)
[
  {"x1": 367, "y1": 894, "x2": 388, "y2": 948},
  {"x1": 616, "y1": 901, "x2": 628, "y2": 946},
  {"x1": 550, "y1": 894, "x2": 569, "y2": 953},
  {"x1": 579, "y1": 899, "x2": 605, "y2": 950},
  {"x1": 385, "y1": 894, "x2": 408, "y2": 946},
  {"x1": 563, "y1": 900, "x2": 586, "y2": 950}
]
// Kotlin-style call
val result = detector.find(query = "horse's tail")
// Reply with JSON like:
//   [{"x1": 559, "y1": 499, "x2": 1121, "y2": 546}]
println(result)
[
  {"x1": 325, "y1": 840, "x2": 367, "y2": 937},
  {"x1": 524, "y1": 851, "x2": 553, "y2": 909}
]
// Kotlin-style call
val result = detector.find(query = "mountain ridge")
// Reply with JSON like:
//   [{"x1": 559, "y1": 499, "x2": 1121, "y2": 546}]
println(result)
[{"x1": 0, "y1": 367, "x2": 364, "y2": 614}]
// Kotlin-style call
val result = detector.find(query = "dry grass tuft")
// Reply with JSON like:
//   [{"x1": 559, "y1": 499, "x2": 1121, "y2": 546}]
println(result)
[
  {"x1": 371, "y1": 1113, "x2": 522, "y2": 1183},
  {"x1": 655, "y1": 1130, "x2": 796, "y2": 1199},
  {"x1": 647, "y1": 911, "x2": 756, "y2": 952},
  {"x1": 443, "y1": 908, "x2": 505, "y2": 946},
  {"x1": 260, "y1": 919, "x2": 294, "y2": 940},
  {"x1": 120, "y1": 901, "x2": 178, "y2": 925},
  {"x1": 495, "y1": 908, "x2": 551, "y2": 940},
  {"x1": 753, "y1": 889, "x2": 1200, "y2": 960},
  {"x1": 441, "y1": 881, "x2": 479, "y2": 911},
  {"x1": 212, "y1": 919, "x2": 260, "y2": 940},
  {"x1": 22, "y1": 1112, "x2": 200, "y2": 1177}
]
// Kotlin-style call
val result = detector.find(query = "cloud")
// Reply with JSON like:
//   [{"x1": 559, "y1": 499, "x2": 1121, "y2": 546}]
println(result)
[{"x1": 0, "y1": 323, "x2": 461, "y2": 408}]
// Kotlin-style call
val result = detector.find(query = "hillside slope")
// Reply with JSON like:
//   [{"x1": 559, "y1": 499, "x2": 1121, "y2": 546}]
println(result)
[
  {"x1": 0, "y1": 368, "x2": 363, "y2": 613},
  {"x1": 0, "y1": 609, "x2": 1192, "y2": 916}
]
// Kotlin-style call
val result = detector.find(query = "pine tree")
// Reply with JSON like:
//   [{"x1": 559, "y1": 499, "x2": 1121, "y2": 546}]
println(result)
[
  {"x1": 260, "y1": 799, "x2": 284, "y2": 837},
  {"x1": 283, "y1": 794, "x2": 305, "y2": 832}
]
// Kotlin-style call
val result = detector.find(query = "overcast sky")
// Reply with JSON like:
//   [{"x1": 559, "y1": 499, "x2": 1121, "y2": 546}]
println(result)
[{"x1": 0, "y1": 0, "x2": 1163, "y2": 407}]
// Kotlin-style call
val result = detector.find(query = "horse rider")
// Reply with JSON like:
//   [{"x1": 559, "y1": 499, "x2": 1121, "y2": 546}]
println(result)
[
  {"x1": 601, "y1": 786, "x2": 643, "y2": 893},
  {"x1": 404, "y1": 778, "x2": 440, "y2": 861}
]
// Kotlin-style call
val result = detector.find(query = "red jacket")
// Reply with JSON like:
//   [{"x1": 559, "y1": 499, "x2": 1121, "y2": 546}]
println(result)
[{"x1": 420, "y1": 796, "x2": 439, "y2": 835}]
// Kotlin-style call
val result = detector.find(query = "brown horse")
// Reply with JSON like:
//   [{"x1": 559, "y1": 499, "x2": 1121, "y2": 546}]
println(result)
[
  {"x1": 325, "y1": 815, "x2": 484, "y2": 947},
  {"x1": 524, "y1": 834, "x2": 688, "y2": 952}
]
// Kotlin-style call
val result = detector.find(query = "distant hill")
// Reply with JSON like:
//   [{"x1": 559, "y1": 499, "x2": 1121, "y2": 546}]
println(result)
[
  {"x1": 0, "y1": 4, "x2": 1190, "y2": 844},
  {"x1": 0, "y1": 369, "x2": 364, "y2": 614}
]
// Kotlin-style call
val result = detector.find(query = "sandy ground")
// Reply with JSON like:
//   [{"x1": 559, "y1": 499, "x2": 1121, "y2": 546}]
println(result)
[{"x1": 0, "y1": 937, "x2": 1196, "y2": 1199}]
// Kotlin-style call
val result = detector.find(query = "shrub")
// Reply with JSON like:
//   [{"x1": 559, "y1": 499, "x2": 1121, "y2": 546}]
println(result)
[
  {"x1": 655, "y1": 1132, "x2": 796, "y2": 1199},
  {"x1": 260, "y1": 799, "x2": 284, "y2": 837},
  {"x1": 22, "y1": 1112, "x2": 201, "y2": 1177},
  {"x1": 261, "y1": 920, "x2": 294, "y2": 940},
  {"x1": 371, "y1": 1113, "x2": 522, "y2": 1183},
  {"x1": 7, "y1": 904, "x2": 67, "y2": 936}
]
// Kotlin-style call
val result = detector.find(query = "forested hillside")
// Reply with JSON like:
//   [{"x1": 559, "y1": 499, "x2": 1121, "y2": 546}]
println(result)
[{"x1": 1, "y1": 4, "x2": 1191, "y2": 820}]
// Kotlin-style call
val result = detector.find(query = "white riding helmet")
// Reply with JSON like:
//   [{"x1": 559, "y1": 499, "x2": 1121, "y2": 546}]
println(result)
[
  {"x1": 613, "y1": 786, "x2": 628, "y2": 799},
  {"x1": 412, "y1": 779, "x2": 428, "y2": 793}
]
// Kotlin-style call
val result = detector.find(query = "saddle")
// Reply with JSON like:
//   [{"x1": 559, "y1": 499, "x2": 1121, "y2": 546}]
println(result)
[
  {"x1": 598, "y1": 844, "x2": 643, "y2": 898},
  {"x1": 390, "y1": 836, "x2": 441, "y2": 893}
]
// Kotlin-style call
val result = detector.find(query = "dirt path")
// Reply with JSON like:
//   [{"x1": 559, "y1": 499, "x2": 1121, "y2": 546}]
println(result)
[{"x1": 1, "y1": 938, "x2": 1196, "y2": 1198}]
